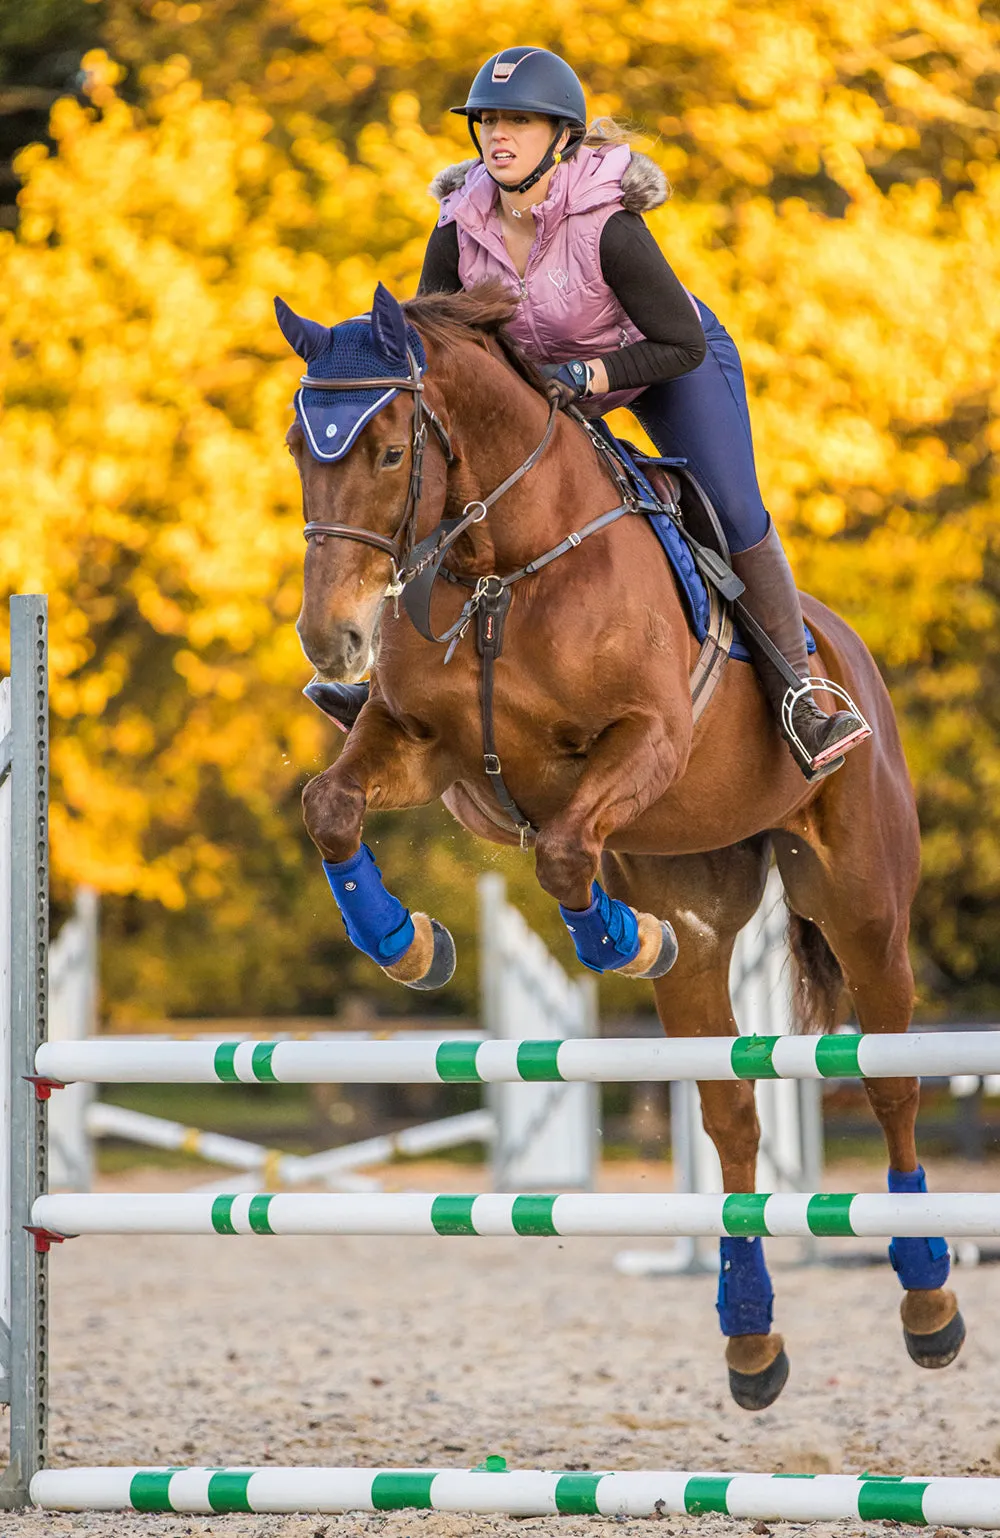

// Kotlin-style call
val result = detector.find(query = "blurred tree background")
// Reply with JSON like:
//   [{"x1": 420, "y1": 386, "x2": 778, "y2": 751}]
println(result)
[{"x1": 0, "y1": 0, "x2": 997, "y2": 1024}]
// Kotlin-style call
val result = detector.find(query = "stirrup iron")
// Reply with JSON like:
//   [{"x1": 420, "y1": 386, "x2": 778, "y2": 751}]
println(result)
[{"x1": 780, "y1": 677, "x2": 873, "y2": 771}]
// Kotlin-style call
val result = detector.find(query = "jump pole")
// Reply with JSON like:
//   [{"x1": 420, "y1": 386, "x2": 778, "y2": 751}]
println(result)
[
  {"x1": 28, "y1": 1189, "x2": 1000, "y2": 1240},
  {"x1": 29, "y1": 1465, "x2": 1000, "y2": 1524},
  {"x1": 34, "y1": 1029, "x2": 1000, "y2": 1085}
]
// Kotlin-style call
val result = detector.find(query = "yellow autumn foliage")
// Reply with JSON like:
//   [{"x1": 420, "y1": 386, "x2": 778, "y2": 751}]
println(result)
[{"x1": 1, "y1": 1, "x2": 998, "y2": 1016}]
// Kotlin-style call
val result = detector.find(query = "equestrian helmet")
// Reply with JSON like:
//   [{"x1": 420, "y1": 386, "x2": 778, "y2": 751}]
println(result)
[{"x1": 452, "y1": 47, "x2": 587, "y2": 128}]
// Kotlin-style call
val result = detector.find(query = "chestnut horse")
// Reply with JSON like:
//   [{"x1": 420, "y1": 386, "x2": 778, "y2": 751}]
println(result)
[{"x1": 278, "y1": 281, "x2": 964, "y2": 1410}]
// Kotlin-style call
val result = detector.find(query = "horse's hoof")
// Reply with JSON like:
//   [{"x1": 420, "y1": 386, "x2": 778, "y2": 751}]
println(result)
[
  {"x1": 904, "y1": 1309, "x2": 966, "y2": 1369},
  {"x1": 401, "y1": 919, "x2": 456, "y2": 992},
  {"x1": 728, "y1": 1347, "x2": 790, "y2": 1411},
  {"x1": 634, "y1": 920, "x2": 678, "y2": 979},
  {"x1": 617, "y1": 915, "x2": 679, "y2": 980},
  {"x1": 381, "y1": 913, "x2": 456, "y2": 991}
]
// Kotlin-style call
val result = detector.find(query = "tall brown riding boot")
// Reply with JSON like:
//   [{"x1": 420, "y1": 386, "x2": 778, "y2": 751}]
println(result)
[{"x1": 730, "y1": 523, "x2": 872, "y2": 779}]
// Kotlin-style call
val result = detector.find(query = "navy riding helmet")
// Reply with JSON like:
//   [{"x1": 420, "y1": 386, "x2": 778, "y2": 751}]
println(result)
[{"x1": 452, "y1": 46, "x2": 587, "y2": 195}]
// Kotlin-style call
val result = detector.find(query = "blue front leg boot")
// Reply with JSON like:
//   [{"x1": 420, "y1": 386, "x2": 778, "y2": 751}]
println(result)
[
  {"x1": 323, "y1": 844, "x2": 414, "y2": 964},
  {"x1": 559, "y1": 882, "x2": 677, "y2": 978},
  {"x1": 323, "y1": 845, "x2": 456, "y2": 989}
]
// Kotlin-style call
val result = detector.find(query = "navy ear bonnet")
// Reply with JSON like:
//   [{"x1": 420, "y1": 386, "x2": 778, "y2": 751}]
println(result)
[{"x1": 275, "y1": 286, "x2": 426, "y2": 464}]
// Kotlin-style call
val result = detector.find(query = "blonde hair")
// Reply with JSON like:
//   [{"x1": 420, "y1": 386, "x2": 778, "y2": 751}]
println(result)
[
  {"x1": 579, "y1": 116, "x2": 671, "y2": 199},
  {"x1": 582, "y1": 116, "x2": 637, "y2": 147}
]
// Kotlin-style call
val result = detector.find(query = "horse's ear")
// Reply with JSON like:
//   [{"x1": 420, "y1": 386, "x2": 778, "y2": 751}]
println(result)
[
  {"x1": 274, "y1": 296, "x2": 330, "y2": 361},
  {"x1": 371, "y1": 281, "x2": 408, "y2": 365}
]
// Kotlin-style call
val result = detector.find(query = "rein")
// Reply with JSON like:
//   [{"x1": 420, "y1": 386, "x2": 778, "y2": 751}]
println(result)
[{"x1": 300, "y1": 344, "x2": 637, "y2": 846}]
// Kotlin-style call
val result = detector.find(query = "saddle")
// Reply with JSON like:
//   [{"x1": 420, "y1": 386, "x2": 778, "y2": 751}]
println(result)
[{"x1": 583, "y1": 420, "x2": 816, "y2": 722}]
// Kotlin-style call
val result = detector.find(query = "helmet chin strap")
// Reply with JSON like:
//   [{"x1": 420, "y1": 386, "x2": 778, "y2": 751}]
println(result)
[{"x1": 469, "y1": 119, "x2": 583, "y2": 197}]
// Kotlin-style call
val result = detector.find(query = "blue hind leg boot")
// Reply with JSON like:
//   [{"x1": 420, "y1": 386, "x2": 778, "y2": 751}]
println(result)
[
  {"x1": 718, "y1": 1237, "x2": 789, "y2": 1410},
  {"x1": 887, "y1": 1165, "x2": 950, "y2": 1290},
  {"x1": 322, "y1": 844, "x2": 415, "y2": 965},
  {"x1": 559, "y1": 882, "x2": 640, "y2": 973},
  {"x1": 888, "y1": 1165, "x2": 965, "y2": 1369},
  {"x1": 717, "y1": 1236, "x2": 774, "y2": 1336}
]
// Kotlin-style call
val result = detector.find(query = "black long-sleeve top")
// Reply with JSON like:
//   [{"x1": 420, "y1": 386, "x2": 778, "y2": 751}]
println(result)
[{"x1": 417, "y1": 210, "x2": 706, "y2": 392}]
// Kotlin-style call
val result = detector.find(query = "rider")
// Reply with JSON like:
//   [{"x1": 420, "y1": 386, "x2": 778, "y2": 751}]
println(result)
[{"x1": 313, "y1": 46, "x2": 871, "y2": 779}]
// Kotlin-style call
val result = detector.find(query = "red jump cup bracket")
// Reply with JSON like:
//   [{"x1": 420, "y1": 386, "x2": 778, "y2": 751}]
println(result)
[
  {"x1": 25, "y1": 1075, "x2": 66, "y2": 1100},
  {"x1": 25, "y1": 1227, "x2": 67, "y2": 1254}
]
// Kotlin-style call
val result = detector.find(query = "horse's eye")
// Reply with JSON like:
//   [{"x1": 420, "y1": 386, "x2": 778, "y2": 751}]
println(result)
[{"x1": 381, "y1": 446, "x2": 406, "y2": 470}]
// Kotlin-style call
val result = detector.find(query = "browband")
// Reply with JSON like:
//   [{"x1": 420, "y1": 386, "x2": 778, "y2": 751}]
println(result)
[{"x1": 300, "y1": 375, "x2": 424, "y2": 392}]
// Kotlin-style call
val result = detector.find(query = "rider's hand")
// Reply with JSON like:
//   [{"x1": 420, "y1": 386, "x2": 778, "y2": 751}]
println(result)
[{"x1": 539, "y1": 359, "x2": 592, "y2": 408}]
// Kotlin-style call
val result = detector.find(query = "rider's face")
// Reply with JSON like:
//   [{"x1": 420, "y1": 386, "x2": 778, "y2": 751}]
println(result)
[{"x1": 477, "y1": 111, "x2": 569, "y2": 185}]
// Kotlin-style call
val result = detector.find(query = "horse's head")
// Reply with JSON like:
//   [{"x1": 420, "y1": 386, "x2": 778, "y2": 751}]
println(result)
[{"x1": 278, "y1": 283, "x2": 441, "y2": 682}]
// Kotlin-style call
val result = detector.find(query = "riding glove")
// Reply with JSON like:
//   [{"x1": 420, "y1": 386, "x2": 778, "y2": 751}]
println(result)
[{"x1": 540, "y1": 359, "x2": 592, "y2": 407}]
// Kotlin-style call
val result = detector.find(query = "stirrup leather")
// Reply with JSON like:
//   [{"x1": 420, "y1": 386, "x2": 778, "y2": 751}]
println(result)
[{"x1": 780, "y1": 677, "x2": 873, "y2": 771}]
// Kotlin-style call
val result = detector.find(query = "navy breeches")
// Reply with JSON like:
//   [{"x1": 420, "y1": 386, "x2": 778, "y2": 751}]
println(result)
[{"x1": 630, "y1": 299, "x2": 770, "y2": 555}]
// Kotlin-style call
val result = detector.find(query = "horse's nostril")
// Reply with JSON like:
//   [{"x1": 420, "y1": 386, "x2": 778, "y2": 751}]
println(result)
[
  {"x1": 342, "y1": 626, "x2": 365, "y2": 665},
  {"x1": 296, "y1": 618, "x2": 368, "y2": 679}
]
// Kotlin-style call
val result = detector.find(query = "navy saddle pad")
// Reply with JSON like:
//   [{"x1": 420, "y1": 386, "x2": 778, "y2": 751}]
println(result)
[{"x1": 595, "y1": 424, "x2": 816, "y2": 663}]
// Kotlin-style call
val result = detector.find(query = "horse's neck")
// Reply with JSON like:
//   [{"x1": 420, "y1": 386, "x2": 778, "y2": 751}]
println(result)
[{"x1": 435, "y1": 343, "x2": 608, "y2": 573}]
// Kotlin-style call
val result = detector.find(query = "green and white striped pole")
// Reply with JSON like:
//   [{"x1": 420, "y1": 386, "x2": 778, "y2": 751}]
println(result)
[
  {"x1": 34, "y1": 1030, "x2": 1000, "y2": 1085},
  {"x1": 29, "y1": 1465, "x2": 1000, "y2": 1524},
  {"x1": 30, "y1": 1190, "x2": 1000, "y2": 1239}
]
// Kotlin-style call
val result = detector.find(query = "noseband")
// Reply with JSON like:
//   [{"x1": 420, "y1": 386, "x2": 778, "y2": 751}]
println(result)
[{"x1": 301, "y1": 347, "x2": 457, "y2": 589}]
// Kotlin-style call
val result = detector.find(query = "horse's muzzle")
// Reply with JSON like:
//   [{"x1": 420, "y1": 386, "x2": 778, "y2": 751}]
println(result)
[{"x1": 296, "y1": 618, "x2": 369, "y2": 682}]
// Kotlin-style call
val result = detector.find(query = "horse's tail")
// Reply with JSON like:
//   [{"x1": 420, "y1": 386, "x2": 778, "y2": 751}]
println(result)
[{"x1": 787, "y1": 911, "x2": 844, "y2": 1033}]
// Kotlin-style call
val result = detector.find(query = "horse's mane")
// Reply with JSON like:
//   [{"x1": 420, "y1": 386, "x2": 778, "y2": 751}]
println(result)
[{"x1": 402, "y1": 282, "x2": 548, "y2": 397}]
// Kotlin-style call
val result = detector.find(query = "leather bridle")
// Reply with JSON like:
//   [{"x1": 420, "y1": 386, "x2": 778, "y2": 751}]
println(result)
[{"x1": 301, "y1": 346, "x2": 457, "y2": 591}]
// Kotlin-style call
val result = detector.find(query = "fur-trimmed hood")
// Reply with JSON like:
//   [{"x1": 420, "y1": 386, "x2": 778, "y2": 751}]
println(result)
[{"x1": 429, "y1": 149, "x2": 669, "y2": 214}]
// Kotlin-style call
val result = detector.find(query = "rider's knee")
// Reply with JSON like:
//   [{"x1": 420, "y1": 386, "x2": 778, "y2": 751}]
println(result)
[{"x1": 722, "y1": 498, "x2": 769, "y2": 555}]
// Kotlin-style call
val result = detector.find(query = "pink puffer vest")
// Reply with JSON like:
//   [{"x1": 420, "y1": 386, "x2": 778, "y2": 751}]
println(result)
[{"x1": 432, "y1": 144, "x2": 669, "y2": 413}]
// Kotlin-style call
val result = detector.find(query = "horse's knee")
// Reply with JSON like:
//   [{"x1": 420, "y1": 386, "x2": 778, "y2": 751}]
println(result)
[
  {"x1": 302, "y1": 770, "x2": 366, "y2": 861},
  {"x1": 534, "y1": 824, "x2": 598, "y2": 906}
]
